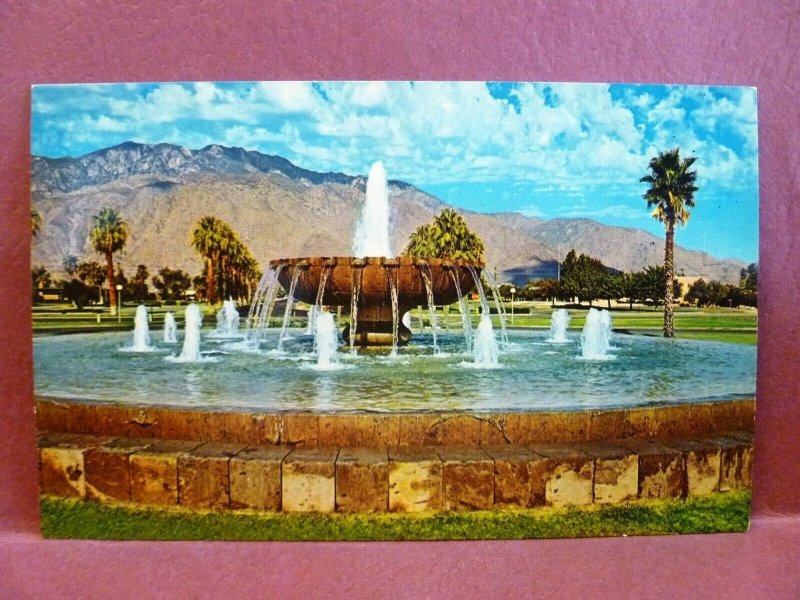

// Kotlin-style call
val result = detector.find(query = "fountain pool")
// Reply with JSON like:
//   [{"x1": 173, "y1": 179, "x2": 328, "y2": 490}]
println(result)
[{"x1": 34, "y1": 328, "x2": 755, "y2": 413}]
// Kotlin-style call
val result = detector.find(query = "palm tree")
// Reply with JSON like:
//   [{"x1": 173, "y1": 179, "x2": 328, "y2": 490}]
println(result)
[
  {"x1": 640, "y1": 148, "x2": 698, "y2": 337},
  {"x1": 31, "y1": 209, "x2": 42, "y2": 237},
  {"x1": 191, "y1": 216, "x2": 223, "y2": 304},
  {"x1": 404, "y1": 208, "x2": 485, "y2": 262},
  {"x1": 89, "y1": 208, "x2": 129, "y2": 314}
]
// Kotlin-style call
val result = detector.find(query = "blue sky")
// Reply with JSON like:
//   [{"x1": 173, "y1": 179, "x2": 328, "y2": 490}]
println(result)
[{"x1": 31, "y1": 81, "x2": 759, "y2": 262}]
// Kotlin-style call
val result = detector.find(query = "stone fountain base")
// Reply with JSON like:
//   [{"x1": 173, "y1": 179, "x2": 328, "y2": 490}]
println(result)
[{"x1": 341, "y1": 305, "x2": 413, "y2": 347}]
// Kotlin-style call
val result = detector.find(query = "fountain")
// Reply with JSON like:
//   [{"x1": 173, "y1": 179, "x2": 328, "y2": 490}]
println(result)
[
  {"x1": 547, "y1": 309, "x2": 571, "y2": 343},
  {"x1": 213, "y1": 298, "x2": 240, "y2": 338},
  {"x1": 163, "y1": 312, "x2": 178, "y2": 344},
  {"x1": 256, "y1": 161, "x2": 487, "y2": 349},
  {"x1": 580, "y1": 308, "x2": 613, "y2": 360},
  {"x1": 122, "y1": 304, "x2": 154, "y2": 352},
  {"x1": 470, "y1": 314, "x2": 500, "y2": 368},
  {"x1": 353, "y1": 161, "x2": 392, "y2": 258},
  {"x1": 166, "y1": 303, "x2": 205, "y2": 363},
  {"x1": 311, "y1": 310, "x2": 342, "y2": 370}
]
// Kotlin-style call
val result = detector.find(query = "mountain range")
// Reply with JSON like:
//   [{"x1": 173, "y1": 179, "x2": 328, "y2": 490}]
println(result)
[{"x1": 31, "y1": 142, "x2": 746, "y2": 285}]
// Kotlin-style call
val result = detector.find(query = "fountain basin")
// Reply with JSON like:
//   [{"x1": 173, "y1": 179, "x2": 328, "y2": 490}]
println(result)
[{"x1": 270, "y1": 256, "x2": 482, "y2": 346}]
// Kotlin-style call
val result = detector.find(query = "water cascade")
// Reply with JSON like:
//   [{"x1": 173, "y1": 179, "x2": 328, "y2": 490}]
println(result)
[
  {"x1": 308, "y1": 266, "x2": 332, "y2": 335},
  {"x1": 313, "y1": 310, "x2": 340, "y2": 370},
  {"x1": 163, "y1": 312, "x2": 178, "y2": 344},
  {"x1": 244, "y1": 265, "x2": 284, "y2": 345},
  {"x1": 388, "y1": 271, "x2": 400, "y2": 355},
  {"x1": 353, "y1": 161, "x2": 392, "y2": 258},
  {"x1": 580, "y1": 308, "x2": 613, "y2": 360},
  {"x1": 420, "y1": 265, "x2": 439, "y2": 353},
  {"x1": 215, "y1": 298, "x2": 240, "y2": 337},
  {"x1": 450, "y1": 269, "x2": 473, "y2": 351},
  {"x1": 349, "y1": 266, "x2": 363, "y2": 354},
  {"x1": 128, "y1": 304, "x2": 154, "y2": 351},
  {"x1": 277, "y1": 267, "x2": 303, "y2": 352},
  {"x1": 482, "y1": 269, "x2": 509, "y2": 346},
  {"x1": 547, "y1": 309, "x2": 571, "y2": 343}
]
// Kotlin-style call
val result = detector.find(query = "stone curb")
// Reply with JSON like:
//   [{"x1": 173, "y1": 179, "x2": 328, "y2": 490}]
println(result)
[
  {"x1": 35, "y1": 397, "x2": 755, "y2": 447},
  {"x1": 38, "y1": 431, "x2": 754, "y2": 514}
]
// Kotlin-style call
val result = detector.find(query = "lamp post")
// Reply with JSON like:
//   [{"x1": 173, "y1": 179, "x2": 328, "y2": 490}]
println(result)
[
  {"x1": 116, "y1": 284, "x2": 123, "y2": 323},
  {"x1": 510, "y1": 287, "x2": 516, "y2": 325}
]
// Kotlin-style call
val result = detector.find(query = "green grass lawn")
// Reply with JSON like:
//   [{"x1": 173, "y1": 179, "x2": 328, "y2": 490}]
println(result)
[
  {"x1": 33, "y1": 302, "x2": 757, "y2": 345},
  {"x1": 40, "y1": 491, "x2": 751, "y2": 541}
]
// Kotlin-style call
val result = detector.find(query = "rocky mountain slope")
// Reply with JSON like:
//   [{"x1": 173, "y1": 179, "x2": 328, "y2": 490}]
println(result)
[{"x1": 31, "y1": 142, "x2": 745, "y2": 284}]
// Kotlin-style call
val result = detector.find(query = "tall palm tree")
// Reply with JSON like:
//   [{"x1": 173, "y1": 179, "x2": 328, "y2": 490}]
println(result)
[
  {"x1": 192, "y1": 216, "x2": 223, "y2": 304},
  {"x1": 640, "y1": 148, "x2": 698, "y2": 337},
  {"x1": 89, "y1": 208, "x2": 129, "y2": 314},
  {"x1": 31, "y1": 209, "x2": 42, "y2": 237}
]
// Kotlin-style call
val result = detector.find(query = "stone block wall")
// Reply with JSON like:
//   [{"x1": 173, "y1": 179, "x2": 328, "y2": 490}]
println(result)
[{"x1": 37, "y1": 431, "x2": 754, "y2": 514}]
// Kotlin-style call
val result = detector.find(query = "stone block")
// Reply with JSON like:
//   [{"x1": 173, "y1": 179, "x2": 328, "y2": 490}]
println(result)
[
  {"x1": 716, "y1": 435, "x2": 754, "y2": 491},
  {"x1": 673, "y1": 439, "x2": 721, "y2": 497},
  {"x1": 229, "y1": 446, "x2": 292, "y2": 510},
  {"x1": 483, "y1": 445, "x2": 545, "y2": 508},
  {"x1": 130, "y1": 440, "x2": 202, "y2": 505},
  {"x1": 177, "y1": 442, "x2": 246, "y2": 508},
  {"x1": 335, "y1": 448, "x2": 389, "y2": 513},
  {"x1": 281, "y1": 413, "x2": 320, "y2": 446},
  {"x1": 318, "y1": 414, "x2": 398, "y2": 447},
  {"x1": 84, "y1": 438, "x2": 153, "y2": 502},
  {"x1": 282, "y1": 447, "x2": 338, "y2": 512},
  {"x1": 436, "y1": 447, "x2": 494, "y2": 511},
  {"x1": 479, "y1": 414, "x2": 517, "y2": 445},
  {"x1": 388, "y1": 447, "x2": 443, "y2": 512},
  {"x1": 39, "y1": 435, "x2": 111, "y2": 498},
  {"x1": 529, "y1": 445, "x2": 594, "y2": 507},
  {"x1": 619, "y1": 438, "x2": 684, "y2": 499},
  {"x1": 579, "y1": 442, "x2": 638, "y2": 504},
  {"x1": 517, "y1": 411, "x2": 592, "y2": 444}
]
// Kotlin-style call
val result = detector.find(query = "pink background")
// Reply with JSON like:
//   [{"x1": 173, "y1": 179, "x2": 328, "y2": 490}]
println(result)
[{"x1": 2, "y1": 1, "x2": 798, "y2": 597}]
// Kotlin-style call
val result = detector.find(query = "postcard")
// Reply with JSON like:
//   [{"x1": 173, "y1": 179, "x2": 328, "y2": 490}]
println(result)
[{"x1": 32, "y1": 81, "x2": 757, "y2": 540}]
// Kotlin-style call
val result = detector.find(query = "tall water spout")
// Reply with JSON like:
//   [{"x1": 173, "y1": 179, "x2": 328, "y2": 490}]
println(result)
[
  {"x1": 547, "y1": 309, "x2": 571, "y2": 343},
  {"x1": 129, "y1": 304, "x2": 154, "y2": 351},
  {"x1": 168, "y1": 303, "x2": 204, "y2": 362},
  {"x1": 313, "y1": 310, "x2": 340, "y2": 370},
  {"x1": 163, "y1": 311, "x2": 178, "y2": 344},
  {"x1": 472, "y1": 314, "x2": 500, "y2": 367},
  {"x1": 353, "y1": 161, "x2": 392, "y2": 258},
  {"x1": 215, "y1": 298, "x2": 240, "y2": 337},
  {"x1": 580, "y1": 308, "x2": 613, "y2": 359}
]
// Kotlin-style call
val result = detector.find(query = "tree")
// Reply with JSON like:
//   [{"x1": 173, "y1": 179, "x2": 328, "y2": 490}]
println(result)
[
  {"x1": 130, "y1": 264, "x2": 150, "y2": 302},
  {"x1": 641, "y1": 148, "x2": 698, "y2": 337},
  {"x1": 404, "y1": 208, "x2": 486, "y2": 262},
  {"x1": 31, "y1": 209, "x2": 42, "y2": 237},
  {"x1": 192, "y1": 216, "x2": 223, "y2": 304},
  {"x1": 191, "y1": 216, "x2": 261, "y2": 305},
  {"x1": 63, "y1": 279, "x2": 92, "y2": 310},
  {"x1": 62, "y1": 254, "x2": 79, "y2": 277},
  {"x1": 558, "y1": 251, "x2": 614, "y2": 306},
  {"x1": 152, "y1": 267, "x2": 192, "y2": 301},
  {"x1": 31, "y1": 265, "x2": 51, "y2": 301},
  {"x1": 77, "y1": 260, "x2": 106, "y2": 303},
  {"x1": 740, "y1": 263, "x2": 758, "y2": 292},
  {"x1": 89, "y1": 208, "x2": 129, "y2": 314}
]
